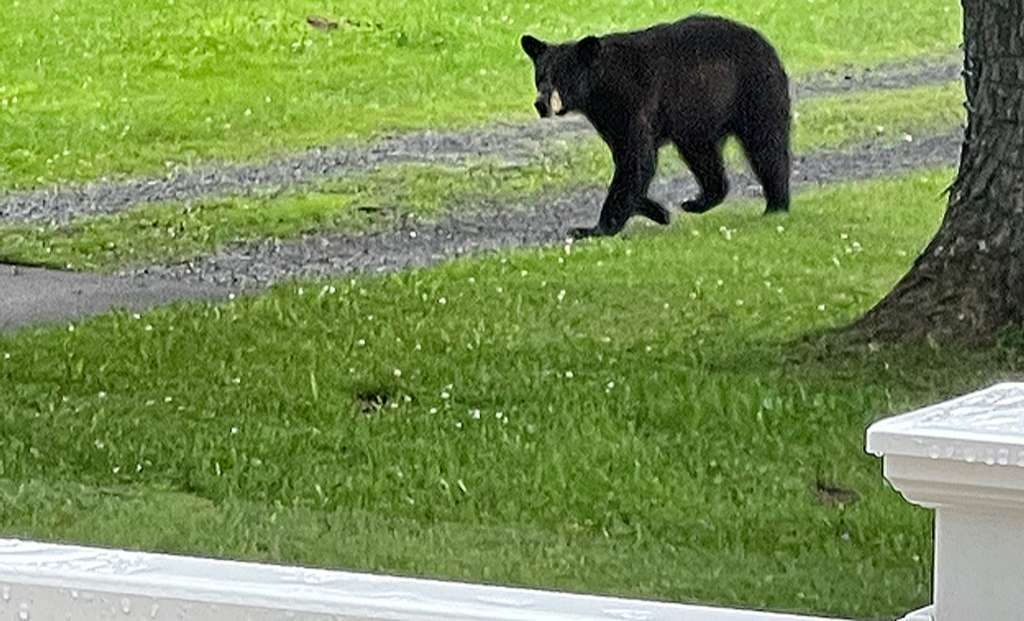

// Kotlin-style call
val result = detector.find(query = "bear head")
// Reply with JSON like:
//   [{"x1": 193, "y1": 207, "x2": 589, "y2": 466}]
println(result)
[{"x1": 520, "y1": 34, "x2": 601, "y2": 118}]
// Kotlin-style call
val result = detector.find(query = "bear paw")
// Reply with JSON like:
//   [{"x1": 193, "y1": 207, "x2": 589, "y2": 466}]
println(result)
[
  {"x1": 637, "y1": 200, "x2": 671, "y2": 225},
  {"x1": 680, "y1": 199, "x2": 713, "y2": 214}
]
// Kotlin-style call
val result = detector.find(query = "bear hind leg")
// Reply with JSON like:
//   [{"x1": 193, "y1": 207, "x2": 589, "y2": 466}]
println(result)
[
  {"x1": 739, "y1": 130, "x2": 791, "y2": 214},
  {"x1": 676, "y1": 141, "x2": 729, "y2": 214}
]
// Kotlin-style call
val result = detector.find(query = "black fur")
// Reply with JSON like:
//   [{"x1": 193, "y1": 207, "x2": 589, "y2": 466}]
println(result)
[{"x1": 521, "y1": 15, "x2": 792, "y2": 239}]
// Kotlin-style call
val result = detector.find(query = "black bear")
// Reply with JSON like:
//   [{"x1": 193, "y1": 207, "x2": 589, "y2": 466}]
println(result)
[{"x1": 521, "y1": 15, "x2": 791, "y2": 239}]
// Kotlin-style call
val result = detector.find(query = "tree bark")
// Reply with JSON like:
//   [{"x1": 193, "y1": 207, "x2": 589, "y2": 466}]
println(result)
[{"x1": 853, "y1": 0, "x2": 1024, "y2": 344}]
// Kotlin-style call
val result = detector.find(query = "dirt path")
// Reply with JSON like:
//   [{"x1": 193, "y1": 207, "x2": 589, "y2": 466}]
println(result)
[
  {"x1": 0, "y1": 264, "x2": 226, "y2": 332},
  {"x1": 133, "y1": 131, "x2": 963, "y2": 289}
]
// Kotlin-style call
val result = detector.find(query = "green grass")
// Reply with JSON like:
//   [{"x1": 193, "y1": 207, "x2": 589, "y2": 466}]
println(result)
[
  {"x1": 4, "y1": 167, "x2": 1019, "y2": 619},
  {"x1": 0, "y1": 81, "x2": 965, "y2": 271},
  {"x1": 0, "y1": 0, "x2": 960, "y2": 189}
]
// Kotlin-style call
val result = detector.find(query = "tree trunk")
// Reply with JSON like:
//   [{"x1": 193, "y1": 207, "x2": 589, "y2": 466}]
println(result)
[{"x1": 853, "y1": 0, "x2": 1024, "y2": 344}]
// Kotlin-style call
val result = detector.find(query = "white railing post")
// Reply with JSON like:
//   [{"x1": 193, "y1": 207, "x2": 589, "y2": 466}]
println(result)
[{"x1": 867, "y1": 382, "x2": 1024, "y2": 621}]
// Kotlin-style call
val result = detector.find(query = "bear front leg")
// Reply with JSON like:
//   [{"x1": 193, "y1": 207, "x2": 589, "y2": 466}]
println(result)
[
  {"x1": 570, "y1": 134, "x2": 668, "y2": 239},
  {"x1": 569, "y1": 172, "x2": 632, "y2": 239}
]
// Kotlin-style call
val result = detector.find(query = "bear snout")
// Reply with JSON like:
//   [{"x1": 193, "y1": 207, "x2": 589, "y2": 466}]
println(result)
[
  {"x1": 549, "y1": 89, "x2": 563, "y2": 115},
  {"x1": 534, "y1": 97, "x2": 550, "y2": 118},
  {"x1": 534, "y1": 90, "x2": 563, "y2": 118}
]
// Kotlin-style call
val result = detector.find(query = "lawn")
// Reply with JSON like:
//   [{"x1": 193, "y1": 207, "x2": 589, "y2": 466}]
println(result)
[
  {"x1": 2, "y1": 168, "x2": 1018, "y2": 619},
  {"x1": 0, "y1": 81, "x2": 965, "y2": 271},
  {"x1": 0, "y1": 0, "x2": 960, "y2": 189}
]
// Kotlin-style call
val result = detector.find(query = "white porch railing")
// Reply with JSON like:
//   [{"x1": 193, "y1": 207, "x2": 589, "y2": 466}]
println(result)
[
  {"x1": 1, "y1": 382, "x2": 1021, "y2": 620},
  {"x1": 867, "y1": 381, "x2": 1024, "y2": 621},
  {"x1": 0, "y1": 537, "x2": 838, "y2": 620}
]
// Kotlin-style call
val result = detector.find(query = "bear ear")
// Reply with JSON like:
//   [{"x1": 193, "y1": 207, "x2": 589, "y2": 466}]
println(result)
[
  {"x1": 578, "y1": 35, "x2": 601, "y2": 64},
  {"x1": 521, "y1": 35, "x2": 548, "y2": 60}
]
